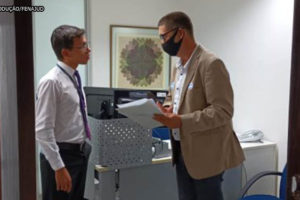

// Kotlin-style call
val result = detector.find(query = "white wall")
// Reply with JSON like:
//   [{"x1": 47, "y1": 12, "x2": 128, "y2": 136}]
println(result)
[
  {"x1": 33, "y1": 0, "x2": 87, "y2": 87},
  {"x1": 89, "y1": 0, "x2": 293, "y2": 171}
]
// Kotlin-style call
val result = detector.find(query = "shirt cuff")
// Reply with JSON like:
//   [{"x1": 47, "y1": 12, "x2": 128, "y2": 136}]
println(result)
[{"x1": 46, "y1": 154, "x2": 65, "y2": 171}]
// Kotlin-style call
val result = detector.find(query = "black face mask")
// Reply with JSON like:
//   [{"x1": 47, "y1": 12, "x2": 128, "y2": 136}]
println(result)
[{"x1": 162, "y1": 29, "x2": 183, "y2": 56}]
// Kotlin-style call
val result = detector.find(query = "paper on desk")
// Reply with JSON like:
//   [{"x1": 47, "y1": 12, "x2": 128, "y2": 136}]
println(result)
[{"x1": 117, "y1": 98, "x2": 163, "y2": 129}]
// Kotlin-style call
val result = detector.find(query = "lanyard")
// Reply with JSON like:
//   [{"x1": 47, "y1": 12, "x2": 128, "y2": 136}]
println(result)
[{"x1": 56, "y1": 64, "x2": 81, "y2": 94}]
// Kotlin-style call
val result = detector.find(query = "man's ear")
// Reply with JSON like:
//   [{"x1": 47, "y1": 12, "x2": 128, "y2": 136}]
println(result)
[
  {"x1": 175, "y1": 29, "x2": 185, "y2": 43},
  {"x1": 179, "y1": 29, "x2": 185, "y2": 39},
  {"x1": 61, "y1": 48, "x2": 70, "y2": 60}
]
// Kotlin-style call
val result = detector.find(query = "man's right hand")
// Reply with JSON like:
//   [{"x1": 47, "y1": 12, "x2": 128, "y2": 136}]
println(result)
[
  {"x1": 156, "y1": 102, "x2": 173, "y2": 114},
  {"x1": 55, "y1": 167, "x2": 72, "y2": 193}
]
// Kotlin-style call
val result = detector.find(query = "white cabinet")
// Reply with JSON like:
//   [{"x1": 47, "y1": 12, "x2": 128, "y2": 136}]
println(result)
[
  {"x1": 223, "y1": 140, "x2": 277, "y2": 199},
  {"x1": 241, "y1": 140, "x2": 277, "y2": 196}
]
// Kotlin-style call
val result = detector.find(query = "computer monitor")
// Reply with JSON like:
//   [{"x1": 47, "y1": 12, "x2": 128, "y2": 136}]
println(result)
[
  {"x1": 84, "y1": 87, "x2": 115, "y2": 119},
  {"x1": 84, "y1": 87, "x2": 168, "y2": 119}
]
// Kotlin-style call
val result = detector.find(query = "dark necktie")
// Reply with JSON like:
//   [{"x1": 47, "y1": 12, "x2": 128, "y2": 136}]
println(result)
[{"x1": 74, "y1": 70, "x2": 91, "y2": 140}]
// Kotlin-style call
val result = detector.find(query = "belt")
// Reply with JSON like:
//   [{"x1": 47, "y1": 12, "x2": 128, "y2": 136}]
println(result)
[{"x1": 57, "y1": 142, "x2": 85, "y2": 152}]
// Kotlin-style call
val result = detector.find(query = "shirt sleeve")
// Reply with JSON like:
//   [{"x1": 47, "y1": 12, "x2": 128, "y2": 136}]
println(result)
[
  {"x1": 35, "y1": 79, "x2": 65, "y2": 170},
  {"x1": 163, "y1": 67, "x2": 177, "y2": 107},
  {"x1": 180, "y1": 59, "x2": 234, "y2": 133}
]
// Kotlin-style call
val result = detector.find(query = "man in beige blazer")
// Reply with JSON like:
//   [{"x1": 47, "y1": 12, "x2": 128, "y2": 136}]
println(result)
[{"x1": 153, "y1": 11, "x2": 245, "y2": 200}]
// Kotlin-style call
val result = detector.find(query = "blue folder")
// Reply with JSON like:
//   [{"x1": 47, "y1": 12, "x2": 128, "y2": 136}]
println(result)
[{"x1": 152, "y1": 127, "x2": 170, "y2": 140}]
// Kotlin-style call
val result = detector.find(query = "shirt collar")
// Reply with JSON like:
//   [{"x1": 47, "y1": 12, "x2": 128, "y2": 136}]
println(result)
[
  {"x1": 57, "y1": 61, "x2": 76, "y2": 77},
  {"x1": 176, "y1": 45, "x2": 199, "y2": 71}
]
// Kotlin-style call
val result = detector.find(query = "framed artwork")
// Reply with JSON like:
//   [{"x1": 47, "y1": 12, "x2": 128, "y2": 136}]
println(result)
[{"x1": 110, "y1": 25, "x2": 170, "y2": 90}]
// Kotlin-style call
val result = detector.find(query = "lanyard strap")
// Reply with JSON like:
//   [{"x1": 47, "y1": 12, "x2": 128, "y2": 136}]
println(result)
[{"x1": 56, "y1": 64, "x2": 80, "y2": 93}]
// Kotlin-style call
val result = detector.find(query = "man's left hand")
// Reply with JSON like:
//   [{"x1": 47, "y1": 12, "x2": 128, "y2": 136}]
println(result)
[{"x1": 153, "y1": 113, "x2": 182, "y2": 129}]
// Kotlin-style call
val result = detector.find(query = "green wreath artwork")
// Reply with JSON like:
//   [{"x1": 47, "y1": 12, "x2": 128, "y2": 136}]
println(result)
[{"x1": 119, "y1": 38, "x2": 163, "y2": 87}]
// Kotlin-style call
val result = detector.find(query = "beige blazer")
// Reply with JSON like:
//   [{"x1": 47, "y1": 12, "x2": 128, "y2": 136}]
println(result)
[{"x1": 165, "y1": 45, "x2": 245, "y2": 179}]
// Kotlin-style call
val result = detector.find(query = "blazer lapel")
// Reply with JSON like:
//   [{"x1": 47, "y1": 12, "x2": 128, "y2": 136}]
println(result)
[{"x1": 177, "y1": 46, "x2": 202, "y2": 112}]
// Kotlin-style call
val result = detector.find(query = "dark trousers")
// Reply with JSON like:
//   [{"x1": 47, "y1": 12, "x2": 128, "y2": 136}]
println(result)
[
  {"x1": 175, "y1": 144, "x2": 224, "y2": 200},
  {"x1": 40, "y1": 142, "x2": 91, "y2": 200}
]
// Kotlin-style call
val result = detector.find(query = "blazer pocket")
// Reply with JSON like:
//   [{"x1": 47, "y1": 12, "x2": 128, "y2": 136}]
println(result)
[
  {"x1": 190, "y1": 129, "x2": 213, "y2": 137},
  {"x1": 190, "y1": 125, "x2": 226, "y2": 136}
]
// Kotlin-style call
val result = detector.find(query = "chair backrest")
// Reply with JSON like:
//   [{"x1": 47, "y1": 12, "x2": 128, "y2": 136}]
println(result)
[{"x1": 279, "y1": 165, "x2": 287, "y2": 199}]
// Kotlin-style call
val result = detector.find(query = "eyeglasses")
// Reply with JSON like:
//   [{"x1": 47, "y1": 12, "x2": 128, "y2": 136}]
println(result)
[
  {"x1": 73, "y1": 42, "x2": 90, "y2": 50},
  {"x1": 159, "y1": 27, "x2": 178, "y2": 41}
]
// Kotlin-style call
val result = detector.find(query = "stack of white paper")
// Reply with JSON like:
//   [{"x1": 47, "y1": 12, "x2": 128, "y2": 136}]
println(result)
[{"x1": 117, "y1": 98, "x2": 163, "y2": 129}]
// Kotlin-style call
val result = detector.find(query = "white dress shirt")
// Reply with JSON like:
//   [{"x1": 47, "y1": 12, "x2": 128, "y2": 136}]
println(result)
[
  {"x1": 35, "y1": 61, "x2": 86, "y2": 170},
  {"x1": 172, "y1": 46, "x2": 198, "y2": 141}
]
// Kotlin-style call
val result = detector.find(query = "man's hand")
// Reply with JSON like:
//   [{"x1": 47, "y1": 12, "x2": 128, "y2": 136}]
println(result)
[
  {"x1": 153, "y1": 113, "x2": 182, "y2": 129},
  {"x1": 55, "y1": 167, "x2": 72, "y2": 193},
  {"x1": 156, "y1": 102, "x2": 173, "y2": 114}
]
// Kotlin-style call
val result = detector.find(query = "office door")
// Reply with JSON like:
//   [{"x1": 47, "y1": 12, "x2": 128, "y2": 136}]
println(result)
[{"x1": 287, "y1": 0, "x2": 300, "y2": 199}]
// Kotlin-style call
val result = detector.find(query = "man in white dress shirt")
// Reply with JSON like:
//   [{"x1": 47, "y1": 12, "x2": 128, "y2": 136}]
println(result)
[{"x1": 35, "y1": 25, "x2": 91, "y2": 200}]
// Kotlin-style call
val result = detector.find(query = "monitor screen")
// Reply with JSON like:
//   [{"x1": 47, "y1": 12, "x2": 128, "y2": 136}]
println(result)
[
  {"x1": 84, "y1": 87, "x2": 168, "y2": 119},
  {"x1": 84, "y1": 87, "x2": 115, "y2": 119}
]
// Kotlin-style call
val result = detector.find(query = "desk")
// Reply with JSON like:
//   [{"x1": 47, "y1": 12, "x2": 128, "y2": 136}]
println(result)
[{"x1": 86, "y1": 140, "x2": 277, "y2": 200}]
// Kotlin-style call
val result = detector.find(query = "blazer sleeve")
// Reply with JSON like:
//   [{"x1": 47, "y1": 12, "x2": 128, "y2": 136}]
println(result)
[{"x1": 180, "y1": 59, "x2": 234, "y2": 133}]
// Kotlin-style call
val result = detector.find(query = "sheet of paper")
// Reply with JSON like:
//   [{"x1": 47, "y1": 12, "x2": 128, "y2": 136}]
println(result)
[{"x1": 117, "y1": 98, "x2": 163, "y2": 129}]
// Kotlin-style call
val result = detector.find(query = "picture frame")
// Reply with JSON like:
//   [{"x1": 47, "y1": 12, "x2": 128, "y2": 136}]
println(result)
[{"x1": 110, "y1": 25, "x2": 170, "y2": 90}]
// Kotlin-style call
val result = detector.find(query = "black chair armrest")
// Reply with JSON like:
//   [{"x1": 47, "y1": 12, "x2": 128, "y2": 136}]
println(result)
[{"x1": 239, "y1": 171, "x2": 283, "y2": 198}]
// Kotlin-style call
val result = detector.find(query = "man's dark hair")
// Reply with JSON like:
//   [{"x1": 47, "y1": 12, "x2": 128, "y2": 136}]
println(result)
[
  {"x1": 51, "y1": 25, "x2": 85, "y2": 60},
  {"x1": 158, "y1": 11, "x2": 194, "y2": 38}
]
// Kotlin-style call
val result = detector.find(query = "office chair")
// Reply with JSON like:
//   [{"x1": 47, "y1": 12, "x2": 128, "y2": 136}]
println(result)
[{"x1": 239, "y1": 165, "x2": 287, "y2": 200}]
